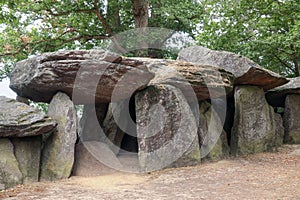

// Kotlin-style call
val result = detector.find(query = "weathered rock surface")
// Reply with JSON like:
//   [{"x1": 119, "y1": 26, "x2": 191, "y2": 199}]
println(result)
[
  {"x1": 231, "y1": 86, "x2": 279, "y2": 155},
  {"x1": 266, "y1": 77, "x2": 300, "y2": 107},
  {"x1": 0, "y1": 138, "x2": 23, "y2": 190},
  {"x1": 198, "y1": 101, "x2": 229, "y2": 160},
  {"x1": 136, "y1": 85, "x2": 201, "y2": 172},
  {"x1": 283, "y1": 94, "x2": 300, "y2": 144},
  {"x1": 178, "y1": 46, "x2": 288, "y2": 90},
  {"x1": 135, "y1": 58, "x2": 234, "y2": 100},
  {"x1": 79, "y1": 103, "x2": 108, "y2": 141},
  {"x1": 40, "y1": 92, "x2": 77, "y2": 180},
  {"x1": 10, "y1": 50, "x2": 154, "y2": 104},
  {"x1": 0, "y1": 96, "x2": 56, "y2": 137},
  {"x1": 102, "y1": 101, "x2": 129, "y2": 154},
  {"x1": 275, "y1": 113, "x2": 284, "y2": 147},
  {"x1": 11, "y1": 137, "x2": 42, "y2": 183}
]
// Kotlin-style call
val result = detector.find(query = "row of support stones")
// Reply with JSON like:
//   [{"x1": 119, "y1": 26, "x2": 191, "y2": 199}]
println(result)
[
  {"x1": 12, "y1": 84, "x2": 296, "y2": 183},
  {"x1": 74, "y1": 84, "x2": 289, "y2": 173},
  {"x1": 0, "y1": 92, "x2": 77, "y2": 189}
]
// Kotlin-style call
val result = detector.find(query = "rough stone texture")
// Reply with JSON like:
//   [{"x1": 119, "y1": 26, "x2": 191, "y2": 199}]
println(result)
[
  {"x1": 40, "y1": 92, "x2": 77, "y2": 180},
  {"x1": 266, "y1": 77, "x2": 300, "y2": 107},
  {"x1": 136, "y1": 85, "x2": 201, "y2": 172},
  {"x1": 135, "y1": 58, "x2": 234, "y2": 100},
  {"x1": 0, "y1": 96, "x2": 56, "y2": 137},
  {"x1": 178, "y1": 46, "x2": 288, "y2": 90},
  {"x1": 283, "y1": 94, "x2": 300, "y2": 144},
  {"x1": 275, "y1": 113, "x2": 284, "y2": 147},
  {"x1": 11, "y1": 136, "x2": 42, "y2": 183},
  {"x1": 198, "y1": 101, "x2": 229, "y2": 161},
  {"x1": 79, "y1": 103, "x2": 108, "y2": 141},
  {"x1": 102, "y1": 101, "x2": 128, "y2": 154},
  {"x1": 72, "y1": 142, "x2": 120, "y2": 176},
  {"x1": 231, "y1": 86, "x2": 278, "y2": 156},
  {"x1": 0, "y1": 138, "x2": 22, "y2": 190},
  {"x1": 9, "y1": 50, "x2": 154, "y2": 104}
]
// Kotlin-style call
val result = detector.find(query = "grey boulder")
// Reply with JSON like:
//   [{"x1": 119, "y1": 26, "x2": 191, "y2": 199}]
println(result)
[
  {"x1": 283, "y1": 94, "x2": 300, "y2": 144},
  {"x1": 231, "y1": 86, "x2": 279, "y2": 155},
  {"x1": 0, "y1": 138, "x2": 23, "y2": 190},
  {"x1": 135, "y1": 85, "x2": 201, "y2": 172},
  {"x1": 178, "y1": 46, "x2": 287, "y2": 90},
  {"x1": 0, "y1": 96, "x2": 56, "y2": 137},
  {"x1": 198, "y1": 101, "x2": 229, "y2": 160},
  {"x1": 40, "y1": 92, "x2": 77, "y2": 180}
]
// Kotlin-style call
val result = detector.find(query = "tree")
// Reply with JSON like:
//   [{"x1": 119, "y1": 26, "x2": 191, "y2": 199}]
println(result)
[
  {"x1": 197, "y1": 0, "x2": 300, "y2": 77},
  {"x1": 0, "y1": 0, "x2": 204, "y2": 80}
]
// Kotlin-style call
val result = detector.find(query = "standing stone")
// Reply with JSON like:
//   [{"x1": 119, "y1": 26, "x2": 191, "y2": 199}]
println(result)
[
  {"x1": 283, "y1": 94, "x2": 300, "y2": 144},
  {"x1": 231, "y1": 86, "x2": 278, "y2": 156},
  {"x1": 0, "y1": 139, "x2": 22, "y2": 190},
  {"x1": 102, "y1": 99, "x2": 136, "y2": 154},
  {"x1": 198, "y1": 101, "x2": 229, "y2": 161},
  {"x1": 11, "y1": 136, "x2": 42, "y2": 183},
  {"x1": 275, "y1": 113, "x2": 284, "y2": 147},
  {"x1": 136, "y1": 85, "x2": 201, "y2": 172},
  {"x1": 79, "y1": 103, "x2": 108, "y2": 141},
  {"x1": 40, "y1": 92, "x2": 77, "y2": 180}
]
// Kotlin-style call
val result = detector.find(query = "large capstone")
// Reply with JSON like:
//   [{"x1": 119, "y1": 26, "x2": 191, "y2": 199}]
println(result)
[
  {"x1": 0, "y1": 96, "x2": 56, "y2": 137},
  {"x1": 231, "y1": 86, "x2": 279, "y2": 155},
  {"x1": 283, "y1": 94, "x2": 300, "y2": 144},
  {"x1": 178, "y1": 46, "x2": 287, "y2": 90},
  {"x1": 137, "y1": 58, "x2": 234, "y2": 101},
  {"x1": 135, "y1": 85, "x2": 201, "y2": 172},
  {"x1": 267, "y1": 77, "x2": 300, "y2": 107},
  {"x1": 40, "y1": 92, "x2": 77, "y2": 180},
  {"x1": 9, "y1": 50, "x2": 154, "y2": 104}
]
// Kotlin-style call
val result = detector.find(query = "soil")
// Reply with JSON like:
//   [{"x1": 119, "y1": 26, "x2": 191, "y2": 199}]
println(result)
[{"x1": 1, "y1": 145, "x2": 300, "y2": 200}]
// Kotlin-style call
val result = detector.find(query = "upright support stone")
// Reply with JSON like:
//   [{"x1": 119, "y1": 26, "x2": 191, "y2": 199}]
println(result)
[
  {"x1": 198, "y1": 101, "x2": 229, "y2": 161},
  {"x1": 41, "y1": 92, "x2": 77, "y2": 180},
  {"x1": 275, "y1": 113, "x2": 284, "y2": 147},
  {"x1": 231, "y1": 86, "x2": 278, "y2": 155},
  {"x1": 283, "y1": 94, "x2": 300, "y2": 144},
  {"x1": 102, "y1": 102, "x2": 127, "y2": 154},
  {"x1": 79, "y1": 103, "x2": 108, "y2": 141},
  {"x1": 136, "y1": 85, "x2": 201, "y2": 172},
  {"x1": 11, "y1": 136, "x2": 42, "y2": 183},
  {"x1": 0, "y1": 138, "x2": 22, "y2": 190}
]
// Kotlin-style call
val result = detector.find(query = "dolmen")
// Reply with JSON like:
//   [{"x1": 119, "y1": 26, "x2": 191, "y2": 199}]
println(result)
[{"x1": 1, "y1": 46, "x2": 293, "y2": 189}]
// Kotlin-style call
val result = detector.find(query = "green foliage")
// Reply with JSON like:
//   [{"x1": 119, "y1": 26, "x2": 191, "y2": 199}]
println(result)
[
  {"x1": 198, "y1": 0, "x2": 300, "y2": 77},
  {"x1": 0, "y1": 0, "x2": 204, "y2": 80},
  {"x1": 1, "y1": 0, "x2": 298, "y2": 79}
]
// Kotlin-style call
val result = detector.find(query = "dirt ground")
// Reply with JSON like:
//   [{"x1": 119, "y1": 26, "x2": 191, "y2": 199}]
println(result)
[{"x1": 1, "y1": 145, "x2": 300, "y2": 200}]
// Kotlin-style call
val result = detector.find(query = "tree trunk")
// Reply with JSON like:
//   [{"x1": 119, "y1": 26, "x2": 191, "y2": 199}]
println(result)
[
  {"x1": 134, "y1": 0, "x2": 149, "y2": 28},
  {"x1": 133, "y1": 0, "x2": 149, "y2": 56},
  {"x1": 107, "y1": 0, "x2": 121, "y2": 32}
]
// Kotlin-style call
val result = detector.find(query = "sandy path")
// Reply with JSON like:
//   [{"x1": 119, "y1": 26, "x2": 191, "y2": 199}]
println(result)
[{"x1": 1, "y1": 145, "x2": 300, "y2": 200}]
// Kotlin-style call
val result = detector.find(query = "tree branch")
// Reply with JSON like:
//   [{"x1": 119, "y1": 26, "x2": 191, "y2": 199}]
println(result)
[
  {"x1": 273, "y1": 54, "x2": 295, "y2": 72},
  {"x1": 46, "y1": 8, "x2": 95, "y2": 16}
]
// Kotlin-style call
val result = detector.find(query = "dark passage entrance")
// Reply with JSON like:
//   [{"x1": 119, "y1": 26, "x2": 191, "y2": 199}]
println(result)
[{"x1": 120, "y1": 95, "x2": 138, "y2": 153}]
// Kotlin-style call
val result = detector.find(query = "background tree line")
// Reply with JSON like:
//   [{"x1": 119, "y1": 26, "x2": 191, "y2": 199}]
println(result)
[{"x1": 0, "y1": 0, "x2": 299, "y2": 79}]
